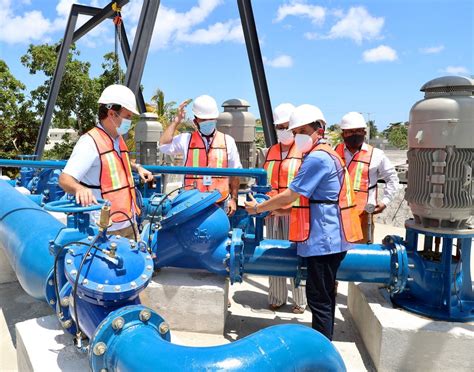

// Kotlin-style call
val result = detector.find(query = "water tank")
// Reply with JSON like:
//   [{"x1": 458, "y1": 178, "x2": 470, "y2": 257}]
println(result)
[
  {"x1": 135, "y1": 113, "x2": 163, "y2": 165},
  {"x1": 405, "y1": 76, "x2": 474, "y2": 229},
  {"x1": 217, "y1": 99, "x2": 257, "y2": 170}
]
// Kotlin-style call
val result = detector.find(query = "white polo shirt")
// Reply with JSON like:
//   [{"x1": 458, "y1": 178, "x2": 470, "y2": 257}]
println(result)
[
  {"x1": 341, "y1": 143, "x2": 400, "y2": 206},
  {"x1": 159, "y1": 131, "x2": 242, "y2": 168},
  {"x1": 63, "y1": 124, "x2": 134, "y2": 231}
]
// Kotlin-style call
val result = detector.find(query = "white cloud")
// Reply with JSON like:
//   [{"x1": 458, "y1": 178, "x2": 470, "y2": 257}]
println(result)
[
  {"x1": 327, "y1": 6, "x2": 384, "y2": 44},
  {"x1": 304, "y1": 32, "x2": 319, "y2": 40},
  {"x1": 177, "y1": 19, "x2": 243, "y2": 45},
  {"x1": 419, "y1": 45, "x2": 444, "y2": 54},
  {"x1": 263, "y1": 55, "x2": 293, "y2": 68},
  {"x1": 442, "y1": 66, "x2": 469, "y2": 75},
  {"x1": 363, "y1": 45, "x2": 398, "y2": 62},
  {"x1": 275, "y1": 1, "x2": 326, "y2": 25}
]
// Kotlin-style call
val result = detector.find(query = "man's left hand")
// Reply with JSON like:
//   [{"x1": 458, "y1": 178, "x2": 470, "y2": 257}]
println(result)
[
  {"x1": 373, "y1": 202, "x2": 386, "y2": 214},
  {"x1": 138, "y1": 166, "x2": 154, "y2": 182},
  {"x1": 227, "y1": 198, "x2": 237, "y2": 217}
]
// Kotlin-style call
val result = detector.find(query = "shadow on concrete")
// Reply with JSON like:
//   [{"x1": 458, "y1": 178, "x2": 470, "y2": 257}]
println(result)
[{"x1": 0, "y1": 281, "x2": 52, "y2": 346}]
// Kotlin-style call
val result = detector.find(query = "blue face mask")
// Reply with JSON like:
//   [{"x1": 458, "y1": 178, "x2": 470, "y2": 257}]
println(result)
[
  {"x1": 199, "y1": 120, "x2": 216, "y2": 136},
  {"x1": 117, "y1": 118, "x2": 132, "y2": 135}
]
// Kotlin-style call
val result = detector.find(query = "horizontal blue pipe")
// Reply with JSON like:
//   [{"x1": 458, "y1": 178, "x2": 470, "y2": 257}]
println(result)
[
  {"x1": 0, "y1": 180, "x2": 65, "y2": 299},
  {"x1": 92, "y1": 307, "x2": 345, "y2": 372},
  {"x1": 242, "y1": 240, "x2": 393, "y2": 284},
  {"x1": 0, "y1": 159, "x2": 268, "y2": 186}
]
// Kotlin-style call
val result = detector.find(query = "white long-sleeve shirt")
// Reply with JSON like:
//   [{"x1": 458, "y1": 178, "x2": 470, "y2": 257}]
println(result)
[
  {"x1": 341, "y1": 143, "x2": 400, "y2": 206},
  {"x1": 159, "y1": 131, "x2": 242, "y2": 169}
]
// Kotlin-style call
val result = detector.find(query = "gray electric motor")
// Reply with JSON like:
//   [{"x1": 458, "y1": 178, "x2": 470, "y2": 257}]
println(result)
[
  {"x1": 217, "y1": 99, "x2": 257, "y2": 170},
  {"x1": 135, "y1": 112, "x2": 163, "y2": 166},
  {"x1": 405, "y1": 76, "x2": 474, "y2": 229}
]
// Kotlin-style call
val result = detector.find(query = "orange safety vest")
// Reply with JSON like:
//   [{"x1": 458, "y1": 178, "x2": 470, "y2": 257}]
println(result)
[
  {"x1": 263, "y1": 143, "x2": 305, "y2": 211},
  {"x1": 335, "y1": 143, "x2": 374, "y2": 213},
  {"x1": 88, "y1": 127, "x2": 141, "y2": 223},
  {"x1": 288, "y1": 143, "x2": 363, "y2": 243},
  {"x1": 184, "y1": 130, "x2": 229, "y2": 202}
]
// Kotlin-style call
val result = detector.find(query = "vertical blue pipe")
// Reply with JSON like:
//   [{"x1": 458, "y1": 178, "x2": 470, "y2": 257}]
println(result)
[{"x1": 0, "y1": 180, "x2": 64, "y2": 299}]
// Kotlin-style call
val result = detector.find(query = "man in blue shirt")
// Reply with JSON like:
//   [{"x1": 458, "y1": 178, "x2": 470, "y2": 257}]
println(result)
[{"x1": 246, "y1": 104, "x2": 356, "y2": 340}]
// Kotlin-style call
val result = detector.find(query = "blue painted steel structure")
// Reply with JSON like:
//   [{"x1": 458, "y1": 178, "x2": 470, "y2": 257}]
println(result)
[{"x1": 392, "y1": 222, "x2": 474, "y2": 322}]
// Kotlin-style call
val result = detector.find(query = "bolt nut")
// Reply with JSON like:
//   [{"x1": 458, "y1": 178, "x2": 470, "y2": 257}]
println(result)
[
  {"x1": 394, "y1": 262, "x2": 399, "y2": 269},
  {"x1": 159, "y1": 322, "x2": 169, "y2": 334},
  {"x1": 70, "y1": 270, "x2": 77, "y2": 277},
  {"x1": 408, "y1": 263, "x2": 415, "y2": 269},
  {"x1": 93, "y1": 342, "x2": 107, "y2": 356},
  {"x1": 48, "y1": 279, "x2": 54, "y2": 286},
  {"x1": 49, "y1": 299, "x2": 56, "y2": 305},
  {"x1": 112, "y1": 317, "x2": 125, "y2": 331},
  {"x1": 110, "y1": 242, "x2": 118, "y2": 249},
  {"x1": 62, "y1": 320, "x2": 72, "y2": 329},
  {"x1": 60, "y1": 297, "x2": 70, "y2": 307},
  {"x1": 114, "y1": 285, "x2": 121, "y2": 292},
  {"x1": 130, "y1": 281, "x2": 137, "y2": 289},
  {"x1": 139, "y1": 309, "x2": 152, "y2": 322},
  {"x1": 88, "y1": 236, "x2": 93, "y2": 241},
  {"x1": 66, "y1": 259, "x2": 72, "y2": 265},
  {"x1": 82, "y1": 279, "x2": 89, "y2": 285},
  {"x1": 97, "y1": 284, "x2": 104, "y2": 290}
]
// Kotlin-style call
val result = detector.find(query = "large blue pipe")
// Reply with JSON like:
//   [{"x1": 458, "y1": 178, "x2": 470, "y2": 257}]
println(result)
[
  {"x1": 90, "y1": 305, "x2": 346, "y2": 372},
  {"x1": 0, "y1": 179, "x2": 64, "y2": 299}
]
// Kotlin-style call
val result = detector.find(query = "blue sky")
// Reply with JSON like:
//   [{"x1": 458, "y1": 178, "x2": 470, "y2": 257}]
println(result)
[{"x1": 0, "y1": 0, "x2": 472, "y2": 129}]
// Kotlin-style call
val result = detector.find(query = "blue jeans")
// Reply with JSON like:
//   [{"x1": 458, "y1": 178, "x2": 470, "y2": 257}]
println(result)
[{"x1": 306, "y1": 251, "x2": 347, "y2": 340}]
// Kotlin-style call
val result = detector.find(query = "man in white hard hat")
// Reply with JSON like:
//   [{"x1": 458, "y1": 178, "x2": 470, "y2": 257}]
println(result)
[
  {"x1": 59, "y1": 84, "x2": 153, "y2": 239},
  {"x1": 262, "y1": 103, "x2": 307, "y2": 314},
  {"x1": 245, "y1": 104, "x2": 362, "y2": 340},
  {"x1": 159, "y1": 95, "x2": 242, "y2": 216},
  {"x1": 335, "y1": 112, "x2": 399, "y2": 243}
]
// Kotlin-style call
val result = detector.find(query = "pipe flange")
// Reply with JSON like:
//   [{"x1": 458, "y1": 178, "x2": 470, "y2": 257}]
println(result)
[
  {"x1": 382, "y1": 235, "x2": 408, "y2": 294},
  {"x1": 90, "y1": 305, "x2": 169, "y2": 372},
  {"x1": 228, "y1": 228, "x2": 244, "y2": 284}
]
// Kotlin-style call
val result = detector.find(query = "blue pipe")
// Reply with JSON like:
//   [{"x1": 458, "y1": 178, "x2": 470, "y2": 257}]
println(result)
[
  {"x1": 236, "y1": 238, "x2": 406, "y2": 290},
  {"x1": 90, "y1": 305, "x2": 346, "y2": 372},
  {"x1": 0, "y1": 179, "x2": 64, "y2": 299},
  {"x1": 0, "y1": 159, "x2": 269, "y2": 186}
]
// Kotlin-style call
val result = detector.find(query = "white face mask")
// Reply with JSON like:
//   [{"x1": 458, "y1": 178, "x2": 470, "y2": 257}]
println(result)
[
  {"x1": 199, "y1": 120, "x2": 217, "y2": 136},
  {"x1": 294, "y1": 133, "x2": 314, "y2": 153},
  {"x1": 117, "y1": 118, "x2": 132, "y2": 135},
  {"x1": 276, "y1": 129, "x2": 294, "y2": 145}
]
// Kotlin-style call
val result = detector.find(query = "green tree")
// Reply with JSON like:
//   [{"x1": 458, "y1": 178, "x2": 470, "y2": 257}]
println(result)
[
  {"x1": 383, "y1": 122, "x2": 408, "y2": 149},
  {"x1": 0, "y1": 59, "x2": 39, "y2": 162},
  {"x1": 21, "y1": 43, "x2": 104, "y2": 135}
]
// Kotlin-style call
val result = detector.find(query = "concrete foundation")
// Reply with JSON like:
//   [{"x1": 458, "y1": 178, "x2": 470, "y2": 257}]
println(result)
[
  {"x1": 16, "y1": 315, "x2": 89, "y2": 372},
  {"x1": 0, "y1": 243, "x2": 16, "y2": 285},
  {"x1": 140, "y1": 267, "x2": 229, "y2": 334},
  {"x1": 348, "y1": 282, "x2": 474, "y2": 371}
]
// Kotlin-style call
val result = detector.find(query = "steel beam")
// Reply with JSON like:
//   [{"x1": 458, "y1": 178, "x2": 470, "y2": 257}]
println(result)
[
  {"x1": 34, "y1": 5, "x2": 80, "y2": 158},
  {"x1": 71, "y1": 0, "x2": 130, "y2": 44},
  {"x1": 124, "y1": 0, "x2": 161, "y2": 102},
  {"x1": 237, "y1": 0, "x2": 276, "y2": 147}
]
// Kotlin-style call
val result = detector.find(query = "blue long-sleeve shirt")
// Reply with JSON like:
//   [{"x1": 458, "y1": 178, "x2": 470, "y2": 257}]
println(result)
[{"x1": 289, "y1": 145, "x2": 352, "y2": 257}]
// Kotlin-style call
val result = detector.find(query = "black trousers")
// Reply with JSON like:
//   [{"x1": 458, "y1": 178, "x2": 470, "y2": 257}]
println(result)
[{"x1": 306, "y1": 251, "x2": 347, "y2": 340}]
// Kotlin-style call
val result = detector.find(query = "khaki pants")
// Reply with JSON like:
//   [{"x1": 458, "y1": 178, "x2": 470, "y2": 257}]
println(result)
[{"x1": 108, "y1": 223, "x2": 140, "y2": 241}]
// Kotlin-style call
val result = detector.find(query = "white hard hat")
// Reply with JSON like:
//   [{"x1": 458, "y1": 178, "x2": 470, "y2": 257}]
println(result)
[
  {"x1": 98, "y1": 84, "x2": 139, "y2": 115},
  {"x1": 288, "y1": 104, "x2": 326, "y2": 130},
  {"x1": 192, "y1": 95, "x2": 219, "y2": 119},
  {"x1": 340, "y1": 112, "x2": 367, "y2": 130},
  {"x1": 273, "y1": 103, "x2": 295, "y2": 125}
]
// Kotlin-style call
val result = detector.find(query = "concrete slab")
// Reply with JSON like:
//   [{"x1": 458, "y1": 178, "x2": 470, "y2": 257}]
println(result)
[
  {"x1": 0, "y1": 309, "x2": 17, "y2": 372},
  {"x1": 16, "y1": 316, "x2": 89, "y2": 372},
  {"x1": 140, "y1": 268, "x2": 229, "y2": 334},
  {"x1": 348, "y1": 282, "x2": 474, "y2": 371},
  {"x1": 0, "y1": 244, "x2": 16, "y2": 285}
]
